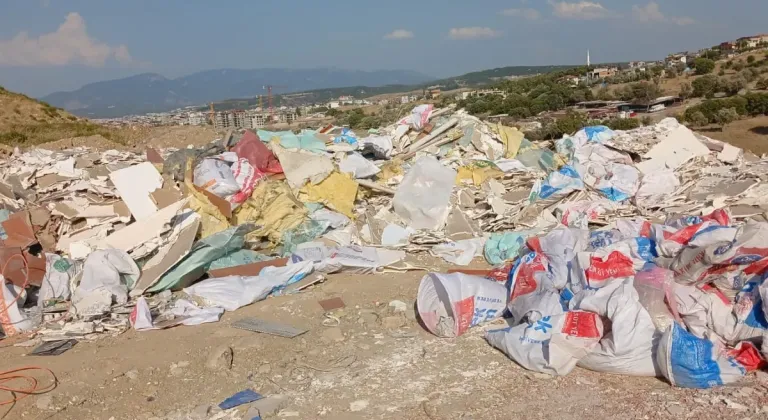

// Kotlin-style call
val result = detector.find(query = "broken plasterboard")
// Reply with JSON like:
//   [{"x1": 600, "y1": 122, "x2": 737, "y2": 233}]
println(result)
[
  {"x1": 636, "y1": 126, "x2": 710, "y2": 174},
  {"x1": 132, "y1": 215, "x2": 201, "y2": 295},
  {"x1": 109, "y1": 162, "x2": 164, "y2": 221},
  {"x1": 95, "y1": 198, "x2": 188, "y2": 253}
]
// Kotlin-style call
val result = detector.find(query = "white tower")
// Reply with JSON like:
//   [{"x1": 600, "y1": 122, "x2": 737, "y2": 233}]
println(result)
[{"x1": 587, "y1": 49, "x2": 591, "y2": 67}]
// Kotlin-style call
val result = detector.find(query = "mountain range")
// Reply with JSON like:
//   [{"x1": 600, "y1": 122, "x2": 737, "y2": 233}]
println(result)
[{"x1": 41, "y1": 68, "x2": 434, "y2": 118}]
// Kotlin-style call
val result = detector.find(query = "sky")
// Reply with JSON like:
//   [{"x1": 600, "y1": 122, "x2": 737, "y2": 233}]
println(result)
[{"x1": 0, "y1": 0, "x2": 767, "y2": 97}]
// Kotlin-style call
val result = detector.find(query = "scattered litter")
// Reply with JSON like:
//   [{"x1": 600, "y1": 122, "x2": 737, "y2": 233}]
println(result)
[
  {"x1": 218, "y1": 389, "x2": 264, "y2": 410},
  {"x1": 318, "y1": 297, "x2": 345, "y2": 311},
  {"x1": 30, "y1": 339, "x2": 77, "y2": 356},
  {"x1": 230, "y1": 317, "x2": 308, "y2": 338}
]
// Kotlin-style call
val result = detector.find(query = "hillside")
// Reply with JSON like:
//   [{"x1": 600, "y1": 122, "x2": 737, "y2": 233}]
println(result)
[
  {"x1": 0, "y1": 86, "x2": 80, "y2": 131},
  {"x1": 41, "y1": 68, "x2": 435, "y2": 118},
  {"x1": 0, "y1": 86, "x2": 144, "y2": 147}
]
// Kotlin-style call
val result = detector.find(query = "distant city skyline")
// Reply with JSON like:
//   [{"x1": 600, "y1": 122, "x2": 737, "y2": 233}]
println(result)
[{"x1": 1, "y1": 1, "x2": 767, "y2": 97}]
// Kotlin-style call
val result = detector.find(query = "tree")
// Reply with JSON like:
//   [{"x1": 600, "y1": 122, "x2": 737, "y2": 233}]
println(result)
[
  {"x1": 757, "y1": 78, "x2": 768, "y2": 90},
  {"x1": 715, "y1": 107, "x2": 739, "y2": 130},
  {"x1": 688, "y1": 111, "x2": 709, "y2": 127},
  {"x1": 596, "y1": 86, "x2": 614, "y2": 101},
  {"x1": 718, "y1": 69, "x2": 726, "y2": 76},
  {"x1": 679, "y1": 82, "x2": 693, "y2": 99},
  {"x1": 734, "y1": 61, "x2": 745, "y2": 71},
  {"x1": 725, "y1": 60, "x2": 733, "y2": 69},
  {"x1": 748, "y1": 55, "x2": 756, "y2": 64},
  {"x1": 640, "y1": 116, "x2": 653, "y2": 126},
  {"x1": 295, "y1": 107, "x2": 302, "y2": 117},
  {"x1": 692, "y1": 75, "x2": 719, "y2": 97},
  {"x1": 694, "y1": 58, "x2": 716, "y2": 75},
  {"x1": 631, "y1": 81, "x2": 663, "y2": 103}
]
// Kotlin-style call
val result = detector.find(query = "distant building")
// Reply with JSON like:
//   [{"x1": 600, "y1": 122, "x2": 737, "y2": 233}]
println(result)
[
  {"x1": 400, "y1": 95, "x2": 411, "y2": 104},
  {"x1": 187, "y1": 112, "x2": 206, "y2": 126},
  {"x1": 665, "y1": 53, "x2": 688, "y2": 67},
  {"x1": 736, "y1": 35, "x2": 768, "y2": 49},
  {"x1": 461, "y1": 89, "x2": 507, "y2": 100},
  {"x1": 327, "y1": 101, "x2": 340, "y2": 109},
  {"x1": 628, "y1": 61, "x2": 647, "y2": 69},
  {"x1": 720, "y1": 41, "x2": 736, "y2": 52},
  {"x1": 588, "y1": 67, "x2": 618, "y2": 79}
]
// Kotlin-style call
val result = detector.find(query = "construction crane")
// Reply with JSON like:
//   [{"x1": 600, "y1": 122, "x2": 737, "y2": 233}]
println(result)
[{"x1": 262, "y1": 85, "x2": 288, "y2": 124}]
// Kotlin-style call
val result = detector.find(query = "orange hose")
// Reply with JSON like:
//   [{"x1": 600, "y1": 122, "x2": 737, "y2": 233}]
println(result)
[{"x1": 0, "y1": 366, "x2": 57, "y2": 406}]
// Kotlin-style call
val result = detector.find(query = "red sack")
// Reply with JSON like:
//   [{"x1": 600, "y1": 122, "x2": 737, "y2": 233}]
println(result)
[{"x1": 232, "y1": 130, "x2": 283, "y2": 174}]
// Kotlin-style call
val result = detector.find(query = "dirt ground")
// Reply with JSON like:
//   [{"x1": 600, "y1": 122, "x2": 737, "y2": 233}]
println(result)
[
  {"x1": 703, "y1": 115, "x2": 768, "y2": 155},
  {"x1": 2, "y1": 255, "x2": 768, "y2": 420}
]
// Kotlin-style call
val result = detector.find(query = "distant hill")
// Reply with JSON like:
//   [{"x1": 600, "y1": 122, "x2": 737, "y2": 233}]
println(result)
[
  {"x1": 209, "y1": 65, "x2": 579, "y2": 112},
  {"x1": 41, "y1": 68, "x2": 435, "y2": 118},
  {"x1": 0, "y1": 85, "x2": 80, "y2": 131}
]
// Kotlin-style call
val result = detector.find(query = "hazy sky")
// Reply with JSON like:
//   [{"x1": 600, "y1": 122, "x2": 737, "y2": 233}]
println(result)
[{"x1": 1, "y1": 0, "x2": 766, "y2": 97}]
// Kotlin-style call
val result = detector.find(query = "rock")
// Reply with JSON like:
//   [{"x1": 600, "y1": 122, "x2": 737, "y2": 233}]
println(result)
[
  {"x1": 205, "y1": 345, "x2": 234, "y2": 371},
  {"x1": 125, "y1": 369, "x2": 139, "y2": 380},
  {"x1": 666, "y1": 404, "x2": 685, "y2": 416},
  {"x1": 349, "y1": 400, "x2": 369, "y2": 412},
  {"x1": 524, "y1": 372, "x2": 554, "y2": 380},
  {"x1": 388, "y1": 300, "x2": 408, "y2": 313},
  {"x1": 169, "y1": 366, "x2": 184, "y2": 377},
  {"x1": 322, "y1": 327, "x2": 345, "y2": 343},
  {"x1": 189, "y1": 404, "x2": 211, "y2": 420},
  {"x1": 244, "y1": 395, "x2": 288, "y2": 418},
  {"x1": 258, "y1": 363, "x2": 272, "y2": 375},
  {"x1": 724, "y1": 398, "x2": 748, "y2": 411},
  {"x1": 757, "y1": 370, "x2": 768, "y2": 384},
  {"x1": 35, "y1": 395, "x2": 53, "y2": 411},
  {"x1": 176, "y1": 361, "x2": 190, "y2": 368},
  {"x1": 358, "y1": 312, "x2": 379, "y2": 325},
  {"x1": 381, "y1": 315, "x2": 405, "y2": 329}
]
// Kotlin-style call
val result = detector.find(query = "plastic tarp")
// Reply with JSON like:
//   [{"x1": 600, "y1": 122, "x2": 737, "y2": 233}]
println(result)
[
  {"x1": 209, "y1": 250, "x2": 274, "y2": 271},
  {"x1": 393, "y1": 157, "x2": 456, "y2": 231},
  {"x1": 72, "y1": 249, "x2": 141, "y2": 315},
  {"x1": 147, "y1": 224, "x2": 253, "y2": 293},
  {"x1": 529, "y1": 165, "x2": 584, "y2": 202},
  {"x1": 484, "y1": 231, "x2": 532, "y2": 265},
  {"x1": 339, "y1": 153, "x2": 381, "y2": 179},
  {"x1": 184, "y1": 261, "x2": 314, "y2": 311}
]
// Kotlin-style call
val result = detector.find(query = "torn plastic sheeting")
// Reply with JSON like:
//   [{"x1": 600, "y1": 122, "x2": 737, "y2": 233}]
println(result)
[
  {"x1": 360, "y1": 135, "x2": 393, "y2": 159},
  {"x1": 485, "y1": 311, "x2": 605, "y2": 377},
  {"x1": 393, "y1": 156, "x2": 456, "y2": 231},
  {"x1": 571, "y1": 125, "x2": 615, "y2": 148},
  {"x1": 271, "y1": 143, "x2": 334, "y2": 189},
  {"x1": 184, "y1": 260, "x2": 314, "y2": 311},
  {"x1": 231, "y1": 158, "x2": 266, "y2": 205},
  {"x1": 146, "y1": 224, "x2": 254, "y2": 293},
  {"x1": 570, "y1": 278, "x2": 660, "y2": 377},
  {"x1": 484, "y1": 231, "x2": 533, "y2": 266},
  {"x1": 207, "y1": 258, "x2": 289, "y2": 278},
  {"x1": 417, "y1": 272, "x2": 507, "y2": 338},
  {"x1": 282, "y1": 219, "x2": 332, "y2": 256},
  {"x1": 493, "y1": 158, "x2": 532, "y2": 173},
  {"x1": 400, "y1": 104, "x2": 433, "y2": 131},
  {"x1": 333, "y1": 128, "x2": 358, "y2": 145},
  {"x1": 339, "y1": 153, "x2": 381, "y2": 179},
  {"x1": 516, "y1": 139, "x2": 564, "y2": 172},
  {"x1": 131, "y1": 297, "x2": 224, "y2": 331},
  {"x1": 572, "y1": 144, "x2": 638, "y2": 202},
  {"x1": 634, "y1": 263, "x2": 680, "y2": 332},
  {"x1": 72, "y1": 249, "x2": 140, "y2": 311},
  {"x1": 431, "y1": 237, "x2": 486, "y2": 266},
  {"x1": 656, "y1": 323, "x2": 761, "y2": 388},
  {"x1": 233, "y1": 130, "x2": 283, "y2": 173},
  {"x1": 209, "y1": 250, "x2": 274, "y2": 271},
  {"x1": 505, "y1": 252, "x2": 564, "y2": 324},
  {"x1": 636, "y1": 169, "x2": 680, "y2": 205},
  {"x1": 570, "y1": 250, "x2": 637, "y2": 293},
  {"x1": 381, "y1": 224, "x2": 412, "y2": 247},
  {"x1": 529, "y1": 165, "x2": 583, "y2": 202},
  {"x1": 554, "y1": 200, "x2": 617, "y2": 229},
  {"x1": 497, "y1": 124, "x2": 524, "y2": 159},
  {"x1": 299, "y1": 172, "x2": 358, "y2": 218},
  {"x1": 328, "y1": 245, "x2": 405, "y2": 270},
  {"x1": 456, "y1": 162, "x2": 503, "y2": 186},
  {"x1": 233, "y1": 180, "x2": 307, "y2": 245},
  {"x1": 527, "y1": 226, "x2": 589, "y2": 289},
  {"x1": 310, "y1": 208, "x2": 349, "y2": 229}
]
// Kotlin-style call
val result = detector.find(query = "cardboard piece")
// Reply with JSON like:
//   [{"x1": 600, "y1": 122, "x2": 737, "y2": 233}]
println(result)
[
  {"x1": 318, "y1": 297, "x2": 345, "y2": 311},
  {"x1": 146, "y1": 148, "x2": 164, "y2": 164},
  {"x1": 207, "y1": 258, "x2": 288, "y2": 278},
  {"x1": 1, "y1": 211, "x2": 37, "y2": 248},
  {"x1": 151, "y1": 184, "x2": 184, "y2": 210},
  {"x1": 109, "y1": 162, "x2": 164, "y2": 221},
  {"x1": 0, "y1": 247, "x2": 46, "y2": 287},
  {"x1": 36, "y1": 174, "x2": 69, "y2": 189}
]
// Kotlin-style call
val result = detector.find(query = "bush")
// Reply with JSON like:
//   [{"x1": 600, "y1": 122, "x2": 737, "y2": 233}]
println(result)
[
  {"x1": 694, "y1": 58, "x2": 716, "y2": 75},
  {"x1": 718, "y1": 69, "x2": 726, "y2": 76},
  {"x1": 687, "y1": 111, "x2": 709, "y2": 127},
  {"x1": 0, "y1": 131, "x2": 28, "y2": 145},
  {"x1": 679, "y1": 82, "x2": 693, "y2": 99},
  {"x1": 692, "y1": 75, "x2": 719, "y2": 98},
  {"x1": 684, "y1": 97, "x2": 748, "y2": 123},
  {"x1": 640, "y1": 116, "x2": 653, "y2": 126},
  {"x1": 715, "y1": 107, "x2": 739, "y2": 128},
  {"x1": 605, "y1": 118, "x2": 641, "y2": 130},
  {"x1": 748, "y1": 55, "x2": 756, "y2": 64},
  {"x1": 734, "y1": 61, "x2": 745, "y2": 71}
]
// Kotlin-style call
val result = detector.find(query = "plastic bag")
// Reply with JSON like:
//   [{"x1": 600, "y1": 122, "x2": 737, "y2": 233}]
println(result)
[
  {"x1": 393, "y1": 157, "x2": 456, "y2": 231},
  {"x1": 527, "y1": 226, "x2": 589, "y2": 289},
  {"x1": 506, "y1": 252, "x2": 564, "y2": 324},
  {"x1": 431, "y1": 237, "x2": 487, "y2": 266},
  {"x1": 484, "y1": 231, "x2": 532, "y2": 265},
  {"x1": 184, "y1": 260, "x2": 314, "y2": 311},
  {"x1": 37, "y1": 253, "x2": 76, "y2": 308},
  {"x1": 130, "y1": 296, "x2": 155, "y2": 331},
  {"x1": 360, "y1": 135, "x2": 394, "y2": 159},
  {"x1": 529, "y1": 165, "x2": 584, "y2": 202},
  {"x1": 571, "y1": 125, "x2": 615, "y2": 146},
  {"x1": 570, "y1": 250, "x2": 636, "y2": 292},
  {"x1": 485, "y1": 311, "x2": 605, "y2": 376},
  {"x1": 570, "y1": 278, "x2": 660, "y2": 376},
  {"x1": 73, "y1": 249, "x2": 141, "y2": 306},
  {"x1": 231, "y1": 158, "x2": 266, "y2": 204},
  {"x1": 399, "y1": 104, "x2": 433, "y2": 130},
  {"x1": 0, "y1": 281, "x2": 34, "y2": 335},
  {"x1": 634, "y1": 263, "x2": 679, "y2": 332},
  {"x1": 339, "y1": 153, "x2": 381, "y2": 179},
  {"x1": 417, "y1": 272, "x2": 507, "y2": 338},
  {"x1": 193, "y1": 158, "x2": 241, "y2": 198},
  {"x1": 656, "y1": 323, "x2": 762, "y2": 388}
]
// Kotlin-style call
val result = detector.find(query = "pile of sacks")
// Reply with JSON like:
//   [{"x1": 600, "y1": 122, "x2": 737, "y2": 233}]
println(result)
[{"x1": 417, "y1": 120, "x2": 768, "y2": 389}]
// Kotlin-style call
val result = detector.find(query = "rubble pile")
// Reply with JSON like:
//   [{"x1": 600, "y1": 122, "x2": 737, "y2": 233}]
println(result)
[{"x1": 1, "y1": 103, "x2": 767, "y2": 389}]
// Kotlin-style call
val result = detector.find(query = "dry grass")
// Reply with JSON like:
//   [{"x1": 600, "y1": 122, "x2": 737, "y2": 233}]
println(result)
[{"x1": 703, "y1": 115, "x2": 768, "y2": 155}]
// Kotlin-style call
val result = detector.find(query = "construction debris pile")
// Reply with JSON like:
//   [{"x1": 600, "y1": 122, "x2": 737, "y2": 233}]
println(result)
[{"x1": 1, "y1": 103, "x2": 767, "y2": 388}]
